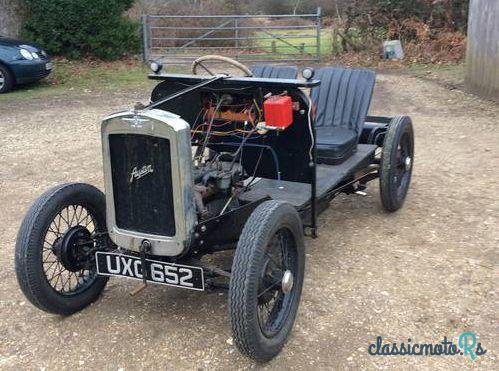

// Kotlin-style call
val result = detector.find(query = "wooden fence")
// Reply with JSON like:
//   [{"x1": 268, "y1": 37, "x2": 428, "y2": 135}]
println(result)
[{"x1": 465, "y1": 0, "x2": 499, "y2": 101}]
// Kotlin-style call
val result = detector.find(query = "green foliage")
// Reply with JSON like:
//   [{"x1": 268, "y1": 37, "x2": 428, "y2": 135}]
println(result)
[{"x1": 23, "y1": 0, "x2": 140, "y2": 60}]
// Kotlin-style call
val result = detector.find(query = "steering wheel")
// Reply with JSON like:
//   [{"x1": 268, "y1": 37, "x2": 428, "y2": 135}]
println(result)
[{"x1": 191, "y1": 55, "x2": 253, "y2": 77}]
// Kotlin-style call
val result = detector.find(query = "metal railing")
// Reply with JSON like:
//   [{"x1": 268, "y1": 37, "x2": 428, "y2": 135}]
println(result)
[{"x1": 143, "y1": 8, "x2": 322, "y2": 64}]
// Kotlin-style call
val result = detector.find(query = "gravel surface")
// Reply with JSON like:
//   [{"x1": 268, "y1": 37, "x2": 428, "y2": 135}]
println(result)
[{"x1": 0, "y1": 73, "x2": 497, "y2": 370}]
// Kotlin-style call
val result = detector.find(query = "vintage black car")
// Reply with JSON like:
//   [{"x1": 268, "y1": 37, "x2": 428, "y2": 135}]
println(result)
[{"x1": 15, "y1": 56, "x2": 413, "y2": 362}]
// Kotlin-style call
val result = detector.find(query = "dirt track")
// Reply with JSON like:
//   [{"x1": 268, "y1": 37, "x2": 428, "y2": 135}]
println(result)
[{"x1": 0, "y1": 73, "x2": 497, "y2": 369}]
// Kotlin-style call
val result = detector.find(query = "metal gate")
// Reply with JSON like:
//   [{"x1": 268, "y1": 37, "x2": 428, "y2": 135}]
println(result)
[{"x1": 142, "y1": 8, "x2": 322, "y2": 65}]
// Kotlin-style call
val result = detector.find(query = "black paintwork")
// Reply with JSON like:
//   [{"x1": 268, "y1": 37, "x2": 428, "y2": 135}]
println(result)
[
  {"x1": 148, "y1": 73, "x2": 319, "y2": 88},
  {"x1": 239, "y1": 144, "x2": 377, "y2": 208},
  {"x1": 190, "y1": 197, "x2": 270, "y2": 254},
  {"x1": 360, "y1": 116, "x2": 392, "y2": 146}
]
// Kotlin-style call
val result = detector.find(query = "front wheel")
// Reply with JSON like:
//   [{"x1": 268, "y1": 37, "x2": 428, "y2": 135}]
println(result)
[
  {"x1": 15, "y1": 183, "x2": 109, "y2": 315},
  {"x1": 379, "y1": 116, "x2": 414, "y2": 212},
  {"x1": 229, "y1": 201, "x2": 305, "y2": 362}
]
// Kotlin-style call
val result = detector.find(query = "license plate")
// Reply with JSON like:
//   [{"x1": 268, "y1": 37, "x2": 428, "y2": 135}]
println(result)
[
  {"x1": 45, "y1": 62, "x2": 53, "y2": 70},
  {"x1": 96, "y1": 251, "x2": 204, "y2": 291}
]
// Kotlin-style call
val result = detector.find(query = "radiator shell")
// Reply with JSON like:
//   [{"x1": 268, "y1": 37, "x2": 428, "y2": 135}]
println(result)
[{"x1": 101, "y1": 109, "x2": 196, "y2": 256}]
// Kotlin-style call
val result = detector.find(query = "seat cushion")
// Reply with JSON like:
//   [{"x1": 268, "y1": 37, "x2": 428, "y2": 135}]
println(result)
[{"x1": 316, "y1": 127, "x2": 357, "y2": 165}]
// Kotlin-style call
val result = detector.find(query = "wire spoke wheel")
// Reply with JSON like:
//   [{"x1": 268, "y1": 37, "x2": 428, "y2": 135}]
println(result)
[
  {"x1": 256, "y1": 228, "x2": 298, "y2": 337},
  {"x1": 42, "y1": 205, "x2": 99, "y2": 295},
  {"x1": 15, "y1": 183, "x2": 109, "y2": 315}
]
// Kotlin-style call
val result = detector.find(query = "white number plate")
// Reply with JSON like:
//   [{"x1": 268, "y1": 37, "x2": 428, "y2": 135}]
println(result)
[
  {"x1": 45, "y1": 62, "x2": 53, "y2": 70},
  {"x1": 96, "y1": 251, "x2": 204, "y2": 291}
]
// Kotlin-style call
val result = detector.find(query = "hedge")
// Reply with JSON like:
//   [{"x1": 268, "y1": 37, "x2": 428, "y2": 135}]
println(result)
[{"x1": 23, "y1": 0, "x2": 140, "y2": 60}]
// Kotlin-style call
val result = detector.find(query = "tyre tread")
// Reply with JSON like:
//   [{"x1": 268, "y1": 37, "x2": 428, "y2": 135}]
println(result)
[
  {"x1": 379, "y1": 116, "x2": 414, "y2": 212},
  {"x1": 0, "y1": 64, "x2": 15, "y2": 93},
  {"x1": 229, "y1": 200, "x2": 304, "y2": 362},
  {"x1": 15, "y1": 183, "x2": 108, "y2": 315}
]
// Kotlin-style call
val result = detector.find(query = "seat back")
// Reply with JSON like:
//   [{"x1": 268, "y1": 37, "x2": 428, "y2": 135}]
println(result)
[
  {"x1": 250, "y1": 64, "x2": 298, "y2": 79},
  {"x1": 311, "y1": 67, "x2": 375, "y2": 137}
]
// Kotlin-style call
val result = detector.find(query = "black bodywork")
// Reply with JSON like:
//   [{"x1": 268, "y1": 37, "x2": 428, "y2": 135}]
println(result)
[{"x1": 146, "y1": 73, "x2": 391, "y2": 260}]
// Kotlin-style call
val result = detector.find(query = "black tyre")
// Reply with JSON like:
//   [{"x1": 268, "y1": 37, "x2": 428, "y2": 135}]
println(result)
[
  {"x1": 229, "y1": 200, "x2": 305, "y2": 362},
  {"x1": 380, "y1": 116, "x2": 414, "y2": 211},
  {"x1": 0, "y1": 64, "x2": 15, "y2": 93},
  {"x1": 15, "y1": 183, "x2": 109, "y2": 315}
]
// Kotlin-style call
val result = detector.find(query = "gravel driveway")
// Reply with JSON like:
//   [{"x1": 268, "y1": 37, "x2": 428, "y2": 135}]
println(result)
[{"x1": 0, "y1": 73, "x2": 497, "y2": 369}]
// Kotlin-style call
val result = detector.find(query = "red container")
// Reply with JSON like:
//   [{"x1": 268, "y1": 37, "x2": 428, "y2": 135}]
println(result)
[{"x1": 263, "y1": 95, "x2": 293, "y2": 130}]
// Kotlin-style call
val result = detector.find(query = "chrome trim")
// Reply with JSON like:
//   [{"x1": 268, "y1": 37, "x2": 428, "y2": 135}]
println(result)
[{"x1": 101, "y1": 109, "x2": 196, "y2": 256}]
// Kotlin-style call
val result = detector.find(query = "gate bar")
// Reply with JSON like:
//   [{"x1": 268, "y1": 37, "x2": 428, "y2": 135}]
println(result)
[{"x1": 148, "y1": 13, "x2": 318, "y2": 19}]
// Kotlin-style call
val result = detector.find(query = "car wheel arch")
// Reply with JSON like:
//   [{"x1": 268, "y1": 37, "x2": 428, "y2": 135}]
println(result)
[{"x1": 0, "y1": 60, "x2": 16, "y2": 84}]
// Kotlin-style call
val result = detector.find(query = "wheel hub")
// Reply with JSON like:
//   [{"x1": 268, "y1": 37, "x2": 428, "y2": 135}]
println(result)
[
  {"x1": 404, "y1": 156, "x2": 412, "y2": 171},
  {"x1": 281, "y1": 270, "x2": 294, "y2": 294},
  {"x1": 54, "y1": 226, "x2": 93, "y2": 272}
]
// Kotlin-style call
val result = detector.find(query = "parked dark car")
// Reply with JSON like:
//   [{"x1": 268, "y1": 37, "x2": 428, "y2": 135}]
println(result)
[{"x1": 0, "y1": 36, "x2": 52, "y2": 93}]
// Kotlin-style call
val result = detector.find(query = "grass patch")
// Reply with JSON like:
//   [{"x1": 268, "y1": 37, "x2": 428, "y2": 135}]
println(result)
[{"x1": 254, "y1": 29, "x2": 333, "y2": 58}]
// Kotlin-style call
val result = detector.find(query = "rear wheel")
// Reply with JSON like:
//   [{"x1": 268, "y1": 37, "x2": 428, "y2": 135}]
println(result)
[
  {"x1": 229, "y1": 201, "x2": 305, "y2": 362},
  {"x1": 379, "y1": 116, "x2": 414, "y2": 211},
  {"x1": 15, "y1": 183, "x2": 109, "y2": 315},
  {"x1": 0, "y1": 64, "x2": 14, "y2": 93}
]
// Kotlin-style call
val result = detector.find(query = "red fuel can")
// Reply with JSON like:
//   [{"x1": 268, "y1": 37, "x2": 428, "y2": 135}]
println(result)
[{"x1": 263, "y1": 96, "x2": 293, "y2": 130}]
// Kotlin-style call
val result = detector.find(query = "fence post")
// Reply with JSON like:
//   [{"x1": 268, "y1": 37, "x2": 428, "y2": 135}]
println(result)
[
  {"x1": 316, "y1": 7, "x2": 322, "y2": 62},
  {"x1": 234, "y1": 18, "x2": 239, "y2": 49},
  {"x1": 332, "y1": 27, "x2": 338, "y2": 54},
  {"x1": 142, "y1": 15, "x2": 149, "y2": 62}
]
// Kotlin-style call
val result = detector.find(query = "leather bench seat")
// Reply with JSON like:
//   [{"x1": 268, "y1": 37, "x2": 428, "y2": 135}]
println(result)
[
  {"x1": 316, "y1": 127, "x2": 357, "y2": 165},
  {"x1": 311, "y1": 67, "x2": 376, "y2": 165}
]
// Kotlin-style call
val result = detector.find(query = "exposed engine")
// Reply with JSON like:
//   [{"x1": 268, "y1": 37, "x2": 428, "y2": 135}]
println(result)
[
  {"x1": 190, "y1": 91, "x2": 261, "y2": 219},
  {"x1": 187, "y1": 87, "x2": 299, "y2": 220}
]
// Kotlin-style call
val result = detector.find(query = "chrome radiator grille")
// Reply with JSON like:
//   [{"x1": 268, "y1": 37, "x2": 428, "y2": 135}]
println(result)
[{"x1": 101, "y1": 109, "x2": 196, "y2": 257}]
